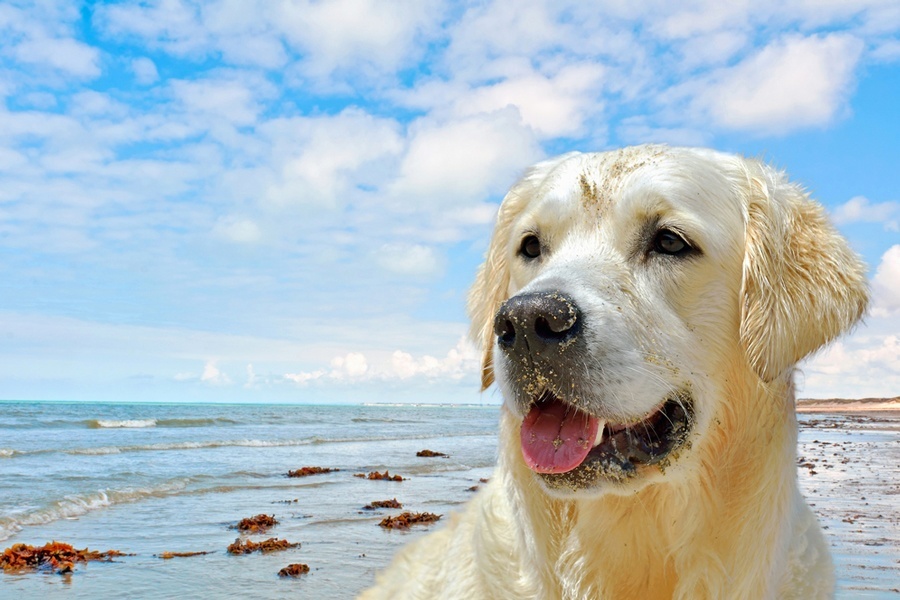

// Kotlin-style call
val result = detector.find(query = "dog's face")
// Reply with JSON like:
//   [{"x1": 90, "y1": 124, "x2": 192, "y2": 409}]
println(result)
[{"x1": 469, "y1": 145, "x2": 867, "y2": 498}]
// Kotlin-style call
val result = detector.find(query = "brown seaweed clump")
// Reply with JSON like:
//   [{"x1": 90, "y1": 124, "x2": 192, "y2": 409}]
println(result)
[
  {"x1": 1, "y1": 541, "x2": 127, "y2": 574},
  {"x1": 286, "y1": 466, "x2": 338, "y2": 478},
  {"x1": 416, "y1": 449, "x2": 448, "y2": 457},
  {"x1": 278, "y1": 563, "x2": 310, "y2": 577},
  {"x1": 234, "y1": 514, "x2": 278, "y2": 533},
  {"x1": 227, "y1": 538, "x2": 300, "y2": 555},
  {"x1": 363, "y1": 498, "x2": 403, "y2": 510},
  {"x1": 354, "y1": 470, "x2": 405, "y2": 481},
  {"x1": 157, "y1": 551, "x2": 212, "y2": 559},
  {"x1": 378, "y1": 512, "x2": 442, "y2": 530}
]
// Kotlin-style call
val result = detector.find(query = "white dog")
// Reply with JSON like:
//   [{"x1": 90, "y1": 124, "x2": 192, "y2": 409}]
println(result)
[{"x1": 361, "y1": 145, "x2": 868, "y2": 599}]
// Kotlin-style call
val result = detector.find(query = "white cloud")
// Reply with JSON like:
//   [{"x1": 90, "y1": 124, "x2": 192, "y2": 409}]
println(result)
[
  {"x1": 872, "y1": 245, "x2": 900, "y2": 317},
  {"x1": 283, "y1": 338, "x2": 480, "y2": 386},
  {"x1": 691, "y1": 34, "x2": 864, "y2": 134},
  {"x1": 375, "y1": 243, "x2": 442, "y2": 277},
  {"x1": 284, "y1": 370, "x2": 325, "y2": 385},
  {"x1": 10, "y1": 36, "x2": 100, "y2": 79},
  {"x1": 412, "y1": 63, "x2": 606, "y2": 139},
  {"x1": 390, "y1": 113, "x2": 542, "y2": 207},
  {"x1": 276, "y1": 0, "x2": 440, "y2": 80},
  {"x1": 200, "y1": 360, "x2": 232, "y2": 386},
  {"x1": 132, "y1": 57, "x2": 159, "y2": 85},
  {"x1": 213, "y1": 216, "x2": 262, "y2": 243},
  {"x1": 389, "y1": 337, "x2": 480, "y2": 381},
  {"x1": 244, "y1": 363, "x2": 258, "y2": 388},
  {"x1": 331, "y1": 352, "x2": 369, "y2": 378},
  {"x1": 802, "y1": 327, "x2": 900, "y2": 398},
  {"x1": 262, "y1": 109, "x2": 404, "y2": 207},
  {"x1": 832, "y1": 196, "x2": 900, "y2": 230},
  {"x1": 170, "y1": 77, "x2": 264, "y2": 126}
]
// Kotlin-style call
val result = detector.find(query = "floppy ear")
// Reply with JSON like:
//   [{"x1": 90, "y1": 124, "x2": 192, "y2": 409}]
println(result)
[
  {"x1": 467, "y1": 154, "x2": 578, "y2": 390},
  {"x1": 739, "y1": 159, "x2": 869, "y2": 382}
]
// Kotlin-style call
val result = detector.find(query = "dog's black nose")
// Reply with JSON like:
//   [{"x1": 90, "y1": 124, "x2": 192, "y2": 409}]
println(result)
[{"x1": 493, "y1": 291, "x2": 581, "y2": 356}]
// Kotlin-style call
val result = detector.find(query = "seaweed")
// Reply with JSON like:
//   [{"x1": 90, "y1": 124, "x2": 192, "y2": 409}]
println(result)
[
  {"x1": 233, "y1": 514, "x2": 278, "y2": 533},
  {"x1": 362, "y1": 498, "x2": 403, "y2": 510},
  {"x1": 354, "y1": 470, "x2": 405, "y2": 481},
  {"x1": 157, "y1": 551, "x2": 212, "y2": 559},
  {"x1": 416, "y1": 449, "x2": 448, "y2": 457},
  {"x1": 278, "y1": 563, "x2": 310, "y2": 577},
  {"x1": 286, "y1": 466, "x2": 338, "y2": 478},
  {"x1": 1, "y1": 541, "x2": 128, "y2": 574},
  {"x1": 227, "y1": 538, "x2": 300, "y2": 555},
  {"x1": 378, "y1": 512, "x2": 442, "y2": 530}
]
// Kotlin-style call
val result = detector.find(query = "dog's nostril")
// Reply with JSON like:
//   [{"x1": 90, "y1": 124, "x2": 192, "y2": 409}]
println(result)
[
  {"x1": 535, "y1": 316, "x2": 567, "y2": 341},
  {"x1": 535, "y1": 314, "x2": 577, "y2": 340},
  {"x1": 497, "y1": 319, "x2": 516, "y2": 348}
]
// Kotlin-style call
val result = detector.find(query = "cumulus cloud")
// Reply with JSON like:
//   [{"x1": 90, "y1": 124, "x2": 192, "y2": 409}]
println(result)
[
  {"x1": 691, "y1": 34, "x2": 864, "y2": 134},
  {"x1": 375, "y1": 243, "x2": 443, "y2": 277},
  {"x1": 832, "y1": 196, "x2": 900, "y2": 231},
  {"x1": 213, "y1": 216, "x2": 262, "y2": 243},
  {"x1": 283, "y1": 338, "x2": 480, "y2": 386},
  {"x1": 401, "y1": 63, "x2": 607, "y2": 139},
  {"x1": 390, "y1": 113, "x2": 542, "y2": 207},
  {"x1": 170, "y1": 76, "x2": 265, "y2": 126},
  {"x1": 389, "y1": 337, "x2": 480, "y2": 381},
  {"x1": 872, "y1": 245, "x2": 900, "y2": 317},
  {"x1": 331, "y1": 352, "x2": 369, "y2": 378},
  {"x1": 201, "y1": 360, "x2": 232, "y2": 386},
  {"x1": 276, "y1": 0, "x2": 440, "y2": 81},
  {"x1": 803, "y1": 331, "x2": 900, "y2": 398},
  {"x1": 132, "y1": 57, "x2": 159, "y2": 85},
  {"x1": 260, "y1": 108, "x2": 403, "y2": 207}
]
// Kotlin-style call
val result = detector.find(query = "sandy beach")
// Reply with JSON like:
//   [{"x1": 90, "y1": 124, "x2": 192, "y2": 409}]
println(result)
[
  {"x1": 797, "y1": 397, "x2": 900, "y2": 413},
  {"x1": 0, "y1": 401, "x2": 897, "y2": 598}
]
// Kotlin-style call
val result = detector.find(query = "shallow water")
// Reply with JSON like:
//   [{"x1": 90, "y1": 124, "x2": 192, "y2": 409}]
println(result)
[{"x1": 0, "y1": 402, "x2": 897, "y2": 598}]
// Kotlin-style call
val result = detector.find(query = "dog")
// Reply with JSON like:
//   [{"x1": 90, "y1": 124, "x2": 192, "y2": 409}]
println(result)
[{"x1": 360, "y1": 145, "x2": 868, "y2": 599}]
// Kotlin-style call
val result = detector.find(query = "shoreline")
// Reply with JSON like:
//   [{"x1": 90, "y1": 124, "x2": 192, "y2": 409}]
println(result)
[{"x1": 796, "y1": 397, "x2": 900, "y2": 414}]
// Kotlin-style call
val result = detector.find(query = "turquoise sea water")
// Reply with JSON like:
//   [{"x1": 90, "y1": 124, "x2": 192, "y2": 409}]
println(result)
[{"x1": 0, "y1": 402, "x2": 896, "y2": 598}]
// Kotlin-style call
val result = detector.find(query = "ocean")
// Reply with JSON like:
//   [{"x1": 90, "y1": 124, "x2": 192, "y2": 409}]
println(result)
[{"x1": 0, "y1": 401, "x2": 897, "y2": 598}]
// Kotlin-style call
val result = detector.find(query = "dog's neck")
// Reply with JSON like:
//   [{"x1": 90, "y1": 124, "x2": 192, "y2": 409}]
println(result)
[{"x1": 494, "y1": 373, "x2": 800, "y2": 599}]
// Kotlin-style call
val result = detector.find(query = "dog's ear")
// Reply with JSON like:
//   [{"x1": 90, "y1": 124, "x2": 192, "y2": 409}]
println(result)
[
  {"x1": 739, "y1": 159, "x2": 869, "y2": 382},
  {"x1": 468, "y1": 154, "x2": 578, "y2": 390}
]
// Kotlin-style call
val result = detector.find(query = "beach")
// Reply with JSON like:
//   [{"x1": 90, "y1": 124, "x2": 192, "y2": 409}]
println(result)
[{"x1": 0, "y1": 401, "x2": 897, "y2": 598}]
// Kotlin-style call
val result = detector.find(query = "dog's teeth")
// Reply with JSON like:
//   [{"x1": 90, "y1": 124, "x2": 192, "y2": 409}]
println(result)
[{"x1": 593, "y1": 420, "x2": 606, "y2": 447}]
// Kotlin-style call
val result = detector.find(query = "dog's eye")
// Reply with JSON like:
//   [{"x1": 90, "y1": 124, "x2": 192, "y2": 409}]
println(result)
[
  {"x1": 519, "y1": 235, "x2": 542, "y2": 259},
  {"x1": 652, "y1": 229, "x2": 690, "y2": 256}
]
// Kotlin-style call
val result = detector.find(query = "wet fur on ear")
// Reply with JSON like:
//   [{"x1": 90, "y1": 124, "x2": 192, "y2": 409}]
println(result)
[
  {"x1": 739, "y1": 159, "x2": 869, "y2": 382},
  {"x1": 468, "y1": 154, "x2": 579, "y2": 391}
]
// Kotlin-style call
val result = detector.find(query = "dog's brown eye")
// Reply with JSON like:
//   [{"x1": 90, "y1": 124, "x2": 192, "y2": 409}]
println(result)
[
  {"x1": 653, "y1": 230, "x2": 689, "y2": 256},
  {"x1": 519, "y1": 234, "x2": 541, "y2": 259}
]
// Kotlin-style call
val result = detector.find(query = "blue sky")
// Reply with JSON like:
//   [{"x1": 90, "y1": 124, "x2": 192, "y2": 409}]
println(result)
[{"x1": 0, "y1": 0, "x2": 898, "y2": 404}]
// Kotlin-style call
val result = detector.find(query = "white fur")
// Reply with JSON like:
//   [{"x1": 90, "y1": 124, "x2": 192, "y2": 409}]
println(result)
[{"x1": 360, "y1": 145, "x2": 868, "y2": 600}]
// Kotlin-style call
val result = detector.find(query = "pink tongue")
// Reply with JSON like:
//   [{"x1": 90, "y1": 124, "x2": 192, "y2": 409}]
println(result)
[{"x1": 520, "y1": 398, "x2": 599, "y2": 474}]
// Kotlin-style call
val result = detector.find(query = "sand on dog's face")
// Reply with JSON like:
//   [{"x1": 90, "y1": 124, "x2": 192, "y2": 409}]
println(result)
[{"x1": 489, "y1": 148, "x2": 747, "y2": 496}]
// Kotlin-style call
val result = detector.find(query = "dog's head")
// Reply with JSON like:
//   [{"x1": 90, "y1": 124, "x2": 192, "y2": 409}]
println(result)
[{"x1": 469, "y1": 145, "x2": 868, "y2": 498}]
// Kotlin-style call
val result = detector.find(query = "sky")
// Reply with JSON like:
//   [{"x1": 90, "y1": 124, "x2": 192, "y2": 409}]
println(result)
[{"x1": 0, "y1": 0, "x2": 898, "y2": 404}]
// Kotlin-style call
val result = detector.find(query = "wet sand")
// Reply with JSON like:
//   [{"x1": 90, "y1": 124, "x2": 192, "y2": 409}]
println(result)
[{"x1": 796, "y1": 411, "x2": 900, "y2": 597}]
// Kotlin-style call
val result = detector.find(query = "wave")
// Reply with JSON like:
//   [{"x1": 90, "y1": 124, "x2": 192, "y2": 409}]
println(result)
[
  {"x1": 1, "y1": 432, "x2": 495, "y2": 459},
  {"x1": 89, "y1": 419, "x2": 158, "y2": 428},
  {"x1": 0, "y1": 478, "x2": 196, "y2": 542},
  {"x1": 85, "y1": 417, "x2": 239, "y2": 429},
  {"x1": 0, "y1": 475, "x2": 323, "y2": 542}
]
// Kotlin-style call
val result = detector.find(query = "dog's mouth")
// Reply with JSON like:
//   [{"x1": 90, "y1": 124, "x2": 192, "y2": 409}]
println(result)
[{"x1": 519, "y1": 391, "x2": 694, "y2": 484}]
